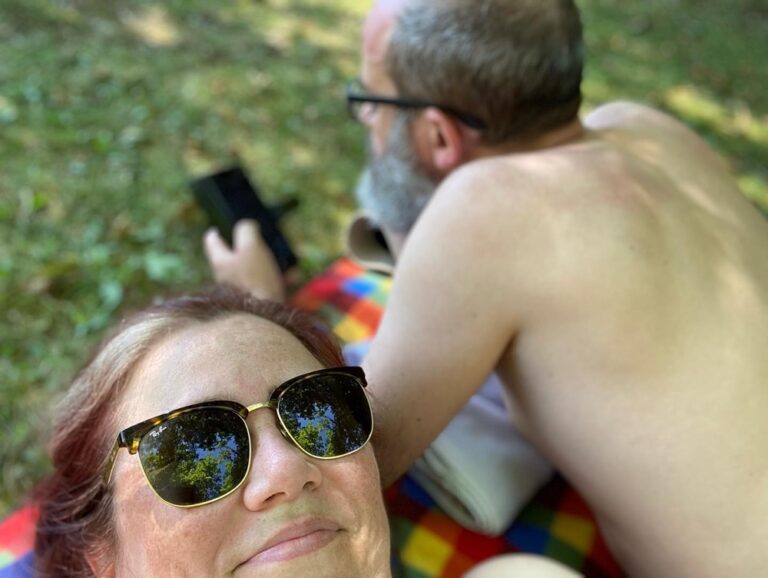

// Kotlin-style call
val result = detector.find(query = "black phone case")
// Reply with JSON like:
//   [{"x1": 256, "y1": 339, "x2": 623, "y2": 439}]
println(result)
[{"x1": 191, "y1": 167, "x2": 298, "y2": 273}]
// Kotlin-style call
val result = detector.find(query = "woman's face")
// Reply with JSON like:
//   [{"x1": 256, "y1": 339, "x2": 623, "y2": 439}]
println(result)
[{"x1": 105, "y1": 314, "x2": 391, "y2": 578}]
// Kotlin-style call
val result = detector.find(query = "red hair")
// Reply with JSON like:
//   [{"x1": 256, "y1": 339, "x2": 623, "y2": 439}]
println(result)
[{"x1": 34, "y1": 286, "x2": 344, "y2": 577}]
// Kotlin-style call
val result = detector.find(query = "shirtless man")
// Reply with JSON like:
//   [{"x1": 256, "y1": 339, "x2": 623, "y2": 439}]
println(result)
[{"x1": 206, "y1": 0, "x2": 768, "y2": 575}]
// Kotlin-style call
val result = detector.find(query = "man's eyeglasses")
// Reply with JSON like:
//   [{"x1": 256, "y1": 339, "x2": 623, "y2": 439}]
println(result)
[
  {"x1": 104, "y1": 366, "x2": 373, "y2": 508},
  {"x1": 345, "y1": 78, "x2": 487, "y2": 130}
]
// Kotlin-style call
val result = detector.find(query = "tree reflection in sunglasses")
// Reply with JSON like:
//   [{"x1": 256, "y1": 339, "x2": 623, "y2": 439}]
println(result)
[
  {"x1": 140, "y1": 411, "x2": 249, "y2": 504},
  {"x1": 139, "y1": 401, "x2": 368, "y2": 504},
  {"x1": 132, "y1": 374, "x2": 373, "y2": 505},
  {"x1": 280, "y1": 388, "x2": 369, "y2": 457}
]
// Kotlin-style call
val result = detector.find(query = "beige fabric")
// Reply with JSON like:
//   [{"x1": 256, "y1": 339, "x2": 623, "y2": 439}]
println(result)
[{"x1": 345, "y1": 213, "x2": 395, "y2": 275}]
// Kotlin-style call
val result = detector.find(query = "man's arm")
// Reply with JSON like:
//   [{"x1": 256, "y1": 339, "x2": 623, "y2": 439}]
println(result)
[{"x1": 364, "y1": 164, "x2": 538, "y2": 485}]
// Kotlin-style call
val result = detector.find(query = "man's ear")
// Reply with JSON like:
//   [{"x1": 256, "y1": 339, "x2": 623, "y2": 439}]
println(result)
[{"x1": 419, "y1": 107, "x2": 468, "y2": 175}]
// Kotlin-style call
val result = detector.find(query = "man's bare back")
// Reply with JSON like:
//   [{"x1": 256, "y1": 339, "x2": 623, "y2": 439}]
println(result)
[{"x1": 365, "y1": 102, "x2": 768, "y2": 577}]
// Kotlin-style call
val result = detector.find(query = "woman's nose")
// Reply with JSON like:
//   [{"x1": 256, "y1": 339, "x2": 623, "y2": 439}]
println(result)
[{"x1": 240, "y1": 413, "x2": 323, "y2": 512}]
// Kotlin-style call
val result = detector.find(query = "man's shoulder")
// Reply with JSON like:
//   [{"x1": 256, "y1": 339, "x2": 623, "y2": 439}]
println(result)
[
  {"x1": 432, "y1": 153, "x2": 555, "y2": 206},
  {"x1": 585, "y1": 101, "x2": 691, "y2": 135},
  {"x1": 423, "y1": 157, "x2": 550, "y2": 234},
  {"x1": 585, "y1": 100, "x2": 732, "y2": 175},
  {"x1": 410, "y1": 156, "x2": 572, "y2": 274},
  {"x1": 428, "y1": 145, "x2": 597, "y2": 220}
]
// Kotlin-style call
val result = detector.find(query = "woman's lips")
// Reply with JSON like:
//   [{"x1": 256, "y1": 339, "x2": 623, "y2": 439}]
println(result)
[{"x1": 244, "y1": 519, "x2": 341, "y2": 565}]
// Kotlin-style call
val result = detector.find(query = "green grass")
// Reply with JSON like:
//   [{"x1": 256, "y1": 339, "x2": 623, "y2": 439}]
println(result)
[{"x1": 1, "y1": 0, "x2": 766, "y2": 516}]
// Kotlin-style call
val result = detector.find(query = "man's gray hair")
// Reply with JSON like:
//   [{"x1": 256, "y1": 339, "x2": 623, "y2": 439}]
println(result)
[{"x1": 387, "y1": 0, "x2": 584, "y2": 145}]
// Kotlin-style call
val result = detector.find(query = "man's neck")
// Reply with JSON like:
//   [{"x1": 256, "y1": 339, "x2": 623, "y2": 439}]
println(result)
[
  {"x1": 385, "y1": 119, "x2": 589, "y2": 262},
  {"x1": 472, "y1": 118, "x2": 588, "y2": 159}
]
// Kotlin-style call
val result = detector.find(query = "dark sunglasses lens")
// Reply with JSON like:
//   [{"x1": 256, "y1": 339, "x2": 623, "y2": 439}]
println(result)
[
  {"x1": 138, "y1": 409, "x2": 249, "y2": 506},
  {"x1": 279, "y1": 374, "x2": 372, "y2": 458}
]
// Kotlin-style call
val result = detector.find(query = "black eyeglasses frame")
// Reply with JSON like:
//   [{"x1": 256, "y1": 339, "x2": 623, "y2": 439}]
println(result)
[{"x1": 345, "y1": 79, "x2": 487, "y2": 130}]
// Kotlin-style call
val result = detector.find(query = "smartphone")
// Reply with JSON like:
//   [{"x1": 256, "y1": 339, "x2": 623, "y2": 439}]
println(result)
[{"x1": 190, "y1": 166, "x2": 298, "y2": 273}]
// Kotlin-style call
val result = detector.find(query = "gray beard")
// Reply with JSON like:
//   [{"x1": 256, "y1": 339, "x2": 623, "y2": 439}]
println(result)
[{"x1": 354, "y1": 116, "x2": 437, "y2": 234}]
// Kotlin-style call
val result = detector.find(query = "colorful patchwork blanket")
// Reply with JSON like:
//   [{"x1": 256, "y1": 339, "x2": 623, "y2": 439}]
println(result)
[{"x1": 0, "y1": 258, "x2": 623, "y2": 577}]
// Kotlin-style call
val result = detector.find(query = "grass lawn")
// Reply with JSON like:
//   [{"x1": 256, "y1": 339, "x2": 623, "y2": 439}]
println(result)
[{"x1": 1, "y1": 0, "x2": 766, "y2": 516}]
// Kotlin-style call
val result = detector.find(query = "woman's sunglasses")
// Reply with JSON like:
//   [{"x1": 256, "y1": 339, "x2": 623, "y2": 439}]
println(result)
[{"x1": 103, "y1": 366, "x2": 373, "y2": 508}]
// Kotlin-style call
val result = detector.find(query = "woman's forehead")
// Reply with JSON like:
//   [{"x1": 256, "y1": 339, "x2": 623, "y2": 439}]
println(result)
[{"x1": 118, "y1": 315, "x2": 322, "y2": 426}]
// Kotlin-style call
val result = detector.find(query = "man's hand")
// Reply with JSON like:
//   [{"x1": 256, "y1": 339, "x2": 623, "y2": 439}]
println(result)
[{"x1": 203, "y1": 220, "x2": 286, "y2": 302}]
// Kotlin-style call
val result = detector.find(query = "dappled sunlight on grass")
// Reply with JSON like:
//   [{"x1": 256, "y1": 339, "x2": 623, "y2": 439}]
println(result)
[
  {"x1": 665, "y1": 85, "x2": 729, "y2": 128},
  {"x1": 660, "y1": 85, "x2": 767, "y2": 212},
  {"x1": 734, "y1": 110, "x2": 768, "y2": 149},
  {"x1": 120, "y1": 5, "x2": 182, "y2": 48},
  {"x1": 665, "y1": 85, "x2": 768, "y2": 148},
  {"x1": 739, "y1": 174, "x2": 768, "y2": 212}
]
